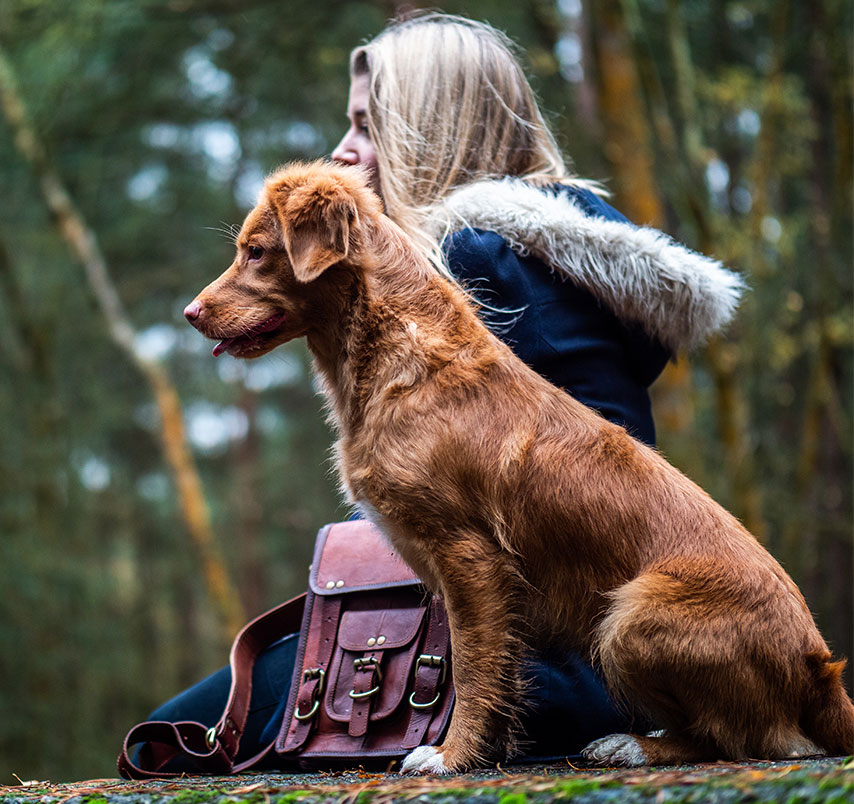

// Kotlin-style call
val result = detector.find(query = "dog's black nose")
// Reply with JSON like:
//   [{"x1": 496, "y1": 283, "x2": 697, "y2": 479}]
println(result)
[{"x1": 184, "y1": 300, "x2": 203, "y2": 322}]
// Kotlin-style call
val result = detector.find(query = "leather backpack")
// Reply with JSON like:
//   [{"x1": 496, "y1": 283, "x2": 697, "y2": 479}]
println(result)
[{"x1": 118, "y1": 521, "x2": 454, "y2": 778}]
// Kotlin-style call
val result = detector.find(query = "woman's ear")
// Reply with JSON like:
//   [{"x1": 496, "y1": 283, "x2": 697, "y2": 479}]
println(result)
[{"x1": 269, "y1": 163, "x2": 374, "y2": 283}]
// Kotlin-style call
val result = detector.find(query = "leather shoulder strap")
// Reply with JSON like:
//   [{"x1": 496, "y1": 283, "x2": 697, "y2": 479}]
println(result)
[{"x1": 117, "y1": 594, "x2": 306, "y2": 779}]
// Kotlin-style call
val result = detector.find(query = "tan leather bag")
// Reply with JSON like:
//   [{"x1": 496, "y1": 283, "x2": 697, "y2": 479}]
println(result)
[{"x1": 118, "y1": 521, "x2": 454, "y2": 778}]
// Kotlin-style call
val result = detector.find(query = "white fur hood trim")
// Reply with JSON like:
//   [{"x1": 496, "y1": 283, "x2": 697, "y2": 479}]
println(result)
[{"x1": 431, "y1": 179, "x2": 746, "y2": 352}]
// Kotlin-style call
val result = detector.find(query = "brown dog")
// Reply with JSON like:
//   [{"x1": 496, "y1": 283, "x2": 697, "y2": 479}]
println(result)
[{"x1": 184, "y1": 161, "x2": 854, "y2": 773}]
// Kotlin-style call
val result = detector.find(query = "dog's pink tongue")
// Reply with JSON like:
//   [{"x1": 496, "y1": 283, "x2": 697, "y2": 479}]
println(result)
[{"x1": 212, "y1": 338, "x2": 235, "y2": 357}]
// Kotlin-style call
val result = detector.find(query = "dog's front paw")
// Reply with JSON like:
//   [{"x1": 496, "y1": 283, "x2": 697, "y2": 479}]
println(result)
[
  {"x1": 400, "y1": 745, "x2": 451, "y2": 775},
  {"x1": 582, "y1": 734, "x2": 647, "y2": 767}
]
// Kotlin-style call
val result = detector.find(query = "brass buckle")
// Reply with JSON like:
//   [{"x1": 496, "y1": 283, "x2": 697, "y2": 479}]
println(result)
[
  {"x1": 294, "y1": 667, "x2": 325, "y2": 721},
  {"x1": 349, "y1": 657, "x2": 383, "y2": 699},
  {"x1": 205, "y1": 726, "x2": 219, "y2": 749},
  {"x1": 408, "y1": 655, "x2": 447, "y2": 710}
]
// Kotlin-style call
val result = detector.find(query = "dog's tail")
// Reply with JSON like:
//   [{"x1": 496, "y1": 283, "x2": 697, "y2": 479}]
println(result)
[{"x1": 800, "y1": 650, "x2": 854, "y2": 756}]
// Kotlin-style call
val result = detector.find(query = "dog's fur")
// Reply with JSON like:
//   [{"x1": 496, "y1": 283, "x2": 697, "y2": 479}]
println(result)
[{"x1": 185, "y1": 161, "x2": 854, "y2": 773}]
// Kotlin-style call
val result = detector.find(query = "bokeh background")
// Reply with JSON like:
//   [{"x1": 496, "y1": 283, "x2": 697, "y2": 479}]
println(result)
[{"x1": 0, "y1": 0, "x2": 850, "y2": 783}]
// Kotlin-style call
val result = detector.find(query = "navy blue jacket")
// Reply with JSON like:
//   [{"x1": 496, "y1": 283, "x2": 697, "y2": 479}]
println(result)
[{"x1": 443, "y1": 186, "x2": 671, "y2": 446}]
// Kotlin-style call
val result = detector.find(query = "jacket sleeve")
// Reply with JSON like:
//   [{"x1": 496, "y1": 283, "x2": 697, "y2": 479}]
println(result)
[{"x1": 444, "y1": 227, "x2": 668, "y2": 447}]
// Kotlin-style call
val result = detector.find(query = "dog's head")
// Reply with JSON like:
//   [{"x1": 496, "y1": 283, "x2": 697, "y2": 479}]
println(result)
[{"x1": 184, "y1": 160, "x2": 382, "y2": 358}]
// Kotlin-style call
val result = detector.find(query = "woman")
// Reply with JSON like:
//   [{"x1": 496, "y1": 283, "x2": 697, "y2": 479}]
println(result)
[
  {"x1": 332, "y1": 13, "x2": 740, "y2": 446},
  {"x1": 139, "y1": 12, "x2": 743, "y2": 767}
]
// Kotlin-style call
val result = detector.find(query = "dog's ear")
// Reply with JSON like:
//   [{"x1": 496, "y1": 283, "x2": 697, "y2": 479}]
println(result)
[{"x1": 270, "y1": 168, "x2": 365, "y2": 283}]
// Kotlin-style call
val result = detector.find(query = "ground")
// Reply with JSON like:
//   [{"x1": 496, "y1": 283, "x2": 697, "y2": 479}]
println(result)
[{"x1": 1, "y1": 757, "x2": 851, "y2": 804}]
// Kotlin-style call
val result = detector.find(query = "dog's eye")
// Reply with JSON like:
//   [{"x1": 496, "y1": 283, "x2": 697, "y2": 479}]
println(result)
[{"x1": 248, "y1": 245, "x2": 264, "y2": 260}]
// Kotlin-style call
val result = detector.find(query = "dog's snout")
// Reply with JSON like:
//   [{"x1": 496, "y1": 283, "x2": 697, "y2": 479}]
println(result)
[{"x1": 184, "y1": 300, "x2": 203, "y2": 323}]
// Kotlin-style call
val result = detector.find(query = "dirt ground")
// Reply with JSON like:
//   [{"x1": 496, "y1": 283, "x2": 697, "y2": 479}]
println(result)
[{"x1": 1, "y1": 756, "x2": 851, "y2": 804}]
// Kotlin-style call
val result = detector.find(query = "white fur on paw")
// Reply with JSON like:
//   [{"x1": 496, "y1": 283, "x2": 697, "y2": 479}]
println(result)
[
  {"x1": 400, "y1": 745, "x2": 451, "y2": 775},
  {"x1": 785, "y1": 736, "x2": 823, "y2": 758},
  {"x1": 582, "y1": 734, "x2": 647, "y2": 767}
]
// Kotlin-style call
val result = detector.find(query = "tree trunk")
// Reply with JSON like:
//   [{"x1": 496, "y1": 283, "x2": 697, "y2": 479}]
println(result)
[
  {"x1": 0, "y1": 45, "x2": 245, "y2": 639},
  {"x1": 587, "y1": 0, "x2": 664, "y2": 227},
  {"x1": 233, "y1": 389, "x2": 267, "y2": 617}
]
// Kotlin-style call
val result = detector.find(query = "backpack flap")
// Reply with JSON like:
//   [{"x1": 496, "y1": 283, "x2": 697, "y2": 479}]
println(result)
[{"x1": 309, "y1": 521, "x2": 421, "y2": 594}]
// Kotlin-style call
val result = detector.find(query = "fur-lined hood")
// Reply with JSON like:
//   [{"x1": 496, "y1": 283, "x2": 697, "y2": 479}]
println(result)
[{"x1": 428, "y1": 179, "x2": 746, "y2": 353}]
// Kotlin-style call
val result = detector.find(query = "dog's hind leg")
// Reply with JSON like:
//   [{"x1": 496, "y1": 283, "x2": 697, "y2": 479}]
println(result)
[
  {"x1": 584, "y1": 563, "x2": 825, "y2": 766},
  {"x1": 400, "y1": 534, "x2": 526, "y2": 774}
]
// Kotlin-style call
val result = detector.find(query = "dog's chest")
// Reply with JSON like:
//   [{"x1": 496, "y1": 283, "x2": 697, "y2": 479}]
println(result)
[{"x1": 334, "y1": 416, "x2": 434, "y2": 495}]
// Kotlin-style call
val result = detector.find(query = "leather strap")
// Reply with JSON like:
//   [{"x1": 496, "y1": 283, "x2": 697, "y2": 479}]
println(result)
[
  {"x1": 402, "y1": 597, "x2": 451, "y2": 749},
  {"x1": 117, "y1": 594, "x2": 306, "y2": 779},
  {"x1": 347, "y1": 651, "x2": 383, "y2": 737},
  {"x1": 118, "y1": 720, "x2": 233, "y2": 779},
  {"x1": 280, "y1": 594, "x2": 342, "y2": 752}
]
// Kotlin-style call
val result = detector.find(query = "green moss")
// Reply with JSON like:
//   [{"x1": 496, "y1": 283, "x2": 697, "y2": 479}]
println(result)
[
  {"x1": 497, "y1": 793, "x2": 528, "y2": 804},
  {"x1": 173, "y1": 792, "x2": 211, "y2": 802},
  {"x1": 168, "y1": 788, "x2": 223, "y2": 804},
  {"x1": 270, "y1": 794, "x2": 313, "y2": 804},
  {"x1": 551, "y1": 778, "x2": 605, "y2": 797}
]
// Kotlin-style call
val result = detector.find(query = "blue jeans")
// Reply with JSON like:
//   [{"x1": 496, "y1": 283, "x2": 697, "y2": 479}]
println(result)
[{"x1": 146, "y1": 636, "x2": 646, "y2": 768}]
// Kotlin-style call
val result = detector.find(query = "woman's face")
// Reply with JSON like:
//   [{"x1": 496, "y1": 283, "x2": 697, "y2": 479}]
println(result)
[{"x1": 331, "y1": 73, "x2": 379, "y2": 190}]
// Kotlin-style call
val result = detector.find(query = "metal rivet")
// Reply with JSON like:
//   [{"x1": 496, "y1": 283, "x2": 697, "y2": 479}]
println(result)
[
  {"x1": 377, "y1": 635, "x2": 386, "y2": 645},
  {"x1": 336, "y1": 580, "x2": 344, "y2": 588},
  {"x1": 326, "y1": 581, "x2": 335, "y2": 589},
  {"x1": 367, "y1": 637, "x2": 376, "y2": 647}
]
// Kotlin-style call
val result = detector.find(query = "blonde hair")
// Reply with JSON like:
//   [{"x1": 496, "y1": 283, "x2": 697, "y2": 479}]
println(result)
[{"x1": 351, "y1": 12, "x2": 596, "y2": 275}]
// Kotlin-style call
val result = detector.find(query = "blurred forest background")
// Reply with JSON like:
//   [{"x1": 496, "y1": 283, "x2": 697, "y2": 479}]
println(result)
[{"x1": 0, "y1": 0, "x2": 851, "y2": 783}]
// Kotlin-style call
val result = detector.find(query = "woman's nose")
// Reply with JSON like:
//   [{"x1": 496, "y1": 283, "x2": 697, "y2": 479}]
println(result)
[{"x1": 331, "y1": 133, "x2": 358, "y2": 165}]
